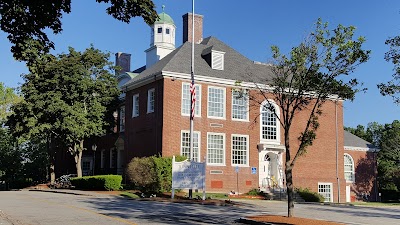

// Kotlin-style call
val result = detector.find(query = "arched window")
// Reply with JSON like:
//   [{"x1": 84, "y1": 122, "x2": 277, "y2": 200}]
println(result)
[
  {"x1": 260, "y1": 101, "x2": 280, "y2": 143},
  {"x1": 344, "y1": 154, "x2": 355, "y2": 182}
]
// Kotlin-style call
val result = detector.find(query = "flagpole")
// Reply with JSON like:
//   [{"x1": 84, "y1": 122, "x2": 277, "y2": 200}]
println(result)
[
  {"x1": 189, "y1": 0, "x2": 195, "y2": 199},
  {"x1": 189, "y1": 0, "x2": 195, "y2": 162}
]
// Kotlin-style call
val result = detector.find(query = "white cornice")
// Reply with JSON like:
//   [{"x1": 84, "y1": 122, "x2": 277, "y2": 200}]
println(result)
[
  {"x1": 122, "y1": 70, "x2": 344, "y2": 101},
  {"x1": 344, "y1": 146, "x2": 380, "y2": 152}
]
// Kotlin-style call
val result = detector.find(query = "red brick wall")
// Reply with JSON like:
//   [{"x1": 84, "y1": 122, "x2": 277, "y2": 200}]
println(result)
[
  {"x1": 124, "y1": 80, "x2": 164, "y2": 161},
  {"x1": 161, "y1": 77, "x2": 347, "y2": 202},
  {"x1": 345, "y1": 150, "x2": 378, "y2": 201}
]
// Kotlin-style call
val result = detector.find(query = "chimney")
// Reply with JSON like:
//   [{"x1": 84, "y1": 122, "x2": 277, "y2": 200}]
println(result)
[
  {"x1": 182, "y1": 13, "x2": 203, "y2": 44},
  {"x1": 115, "y1": 52, "x2": 131, "y2": 74}
]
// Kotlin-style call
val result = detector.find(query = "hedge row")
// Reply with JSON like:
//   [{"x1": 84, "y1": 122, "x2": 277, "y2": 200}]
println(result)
[
  {"x1": 70, "y1": 175, "x2": 122, "y2": 191},
  {"x1": 126, "y1": 155, "x2": 186, "y2": 193}
]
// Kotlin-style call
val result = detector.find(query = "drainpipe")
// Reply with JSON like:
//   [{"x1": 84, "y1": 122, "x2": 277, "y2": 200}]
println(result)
[{"x1": 335, "y1": 99, "x2": 340, "y2": 203}]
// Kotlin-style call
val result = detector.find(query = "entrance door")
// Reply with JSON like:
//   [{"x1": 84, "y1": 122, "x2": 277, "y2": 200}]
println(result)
[{"x1": 259, "y1": 152, "x2": 279, "y2": 190}]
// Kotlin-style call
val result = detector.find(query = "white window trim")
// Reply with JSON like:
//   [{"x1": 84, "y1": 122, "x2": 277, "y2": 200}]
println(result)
[
  {"x1": 231, "y1": 90, "x2": 249, "y2": 122},
  {"x1": 207, "y1": 132, "x2": 226, "y2": 166},
  {"x1": 181, "y1": 82, "x2": 202, "y2": 118},
  {"x1": 207, "y1": 86, "x2": 226, "y2": 120},
  {"x1": 318, "y1": 182, "x2": 333, "y2": 203},
  {"x1": 147, "y1": 88, "x2": 155, "y2": 114},
  {"x1": 344, "y1": 153, "x2": 355, "y2": 183},
  {"x1": 231, "y1": 134, "x2": 249, "y2": 167},
  {"x1": 132, "y1": 94, "x2": 139, "y2": 117},
  {"x1": 260, "y1": 100, "x2": 280, "y2": 144},
  {"x1": 180, "y1": 130, "x2": 201, "y2": 162},
  {"x1": 109, "y1": 148, "x2": 114, "y2": 168}
]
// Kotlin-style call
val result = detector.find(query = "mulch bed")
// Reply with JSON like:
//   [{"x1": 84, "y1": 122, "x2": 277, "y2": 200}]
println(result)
[{"x1": 246, "y1": 215, "x2": 344, "y2": 225}]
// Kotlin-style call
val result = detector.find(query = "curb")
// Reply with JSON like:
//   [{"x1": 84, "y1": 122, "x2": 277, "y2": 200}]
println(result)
[{"x1": 236, "y1": 218, "x2": 273, "y2": 225}]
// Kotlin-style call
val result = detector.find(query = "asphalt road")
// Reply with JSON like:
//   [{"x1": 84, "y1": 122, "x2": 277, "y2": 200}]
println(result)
[{"x1": 0, "y1": 190, "x2": 399, "y2": 225}]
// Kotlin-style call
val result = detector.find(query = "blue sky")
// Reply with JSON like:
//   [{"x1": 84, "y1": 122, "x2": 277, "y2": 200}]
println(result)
[{"x1": 1, "y1": 0, "x2": 400, "y2": 128}]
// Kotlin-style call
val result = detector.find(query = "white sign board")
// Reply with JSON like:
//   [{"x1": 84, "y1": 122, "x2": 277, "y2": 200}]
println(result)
[{"x1": 172, "y1": 157, "x2": 205, "y2": 189}]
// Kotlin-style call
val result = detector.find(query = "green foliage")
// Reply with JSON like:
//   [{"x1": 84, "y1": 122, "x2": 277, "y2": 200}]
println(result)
[
  {"x1": 120, "y1": 191, "x2": 140, "y2": 199},
  {"x1": 0, "y1": 82, "x2": 21, "y2": 125},
  {"x1": 246, "y1": 188, "x2": 262, "y2": 196},
  {"x1": 7, "y1": 46, "x2": 121, "y2": 177},
  {"x1": 126, "y1": 155, "x2": 186, "y2": 193},
  {"x1": 0, "y1": 127, "x2": 23, "y2": 186},
  {"x1": 126, "y1": 157, "x2": 159, "y2": 193},
  {"x1": 344, "y1": 122, "x2": 383, "y2": 147},
  {"x1": 378, "y1": 36, "x2": 400, "y2": 104},
  {"x1": 378, "y1": 120, "x2": 400, "y2": 193},
  {"x1": 0, "y1": 0, "x2": 157, "y2": 62},
  {"x1": 70, "y1": 175, "x2": 122, "y2": 191},
  {"x1": 296, "y1": 187, "x2": 325, "y2": 202}
]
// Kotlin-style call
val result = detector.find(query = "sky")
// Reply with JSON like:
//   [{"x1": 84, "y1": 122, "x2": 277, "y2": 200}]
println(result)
[{"x1": 1, "y1": 0, "x2": 400, "y2": 128}]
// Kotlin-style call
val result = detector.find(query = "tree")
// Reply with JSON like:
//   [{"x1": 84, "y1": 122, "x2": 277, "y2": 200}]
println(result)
[
  {"x1": 378, "y1": 36, "x2": 400, "y2": 104},
  {"x1": 345, "y1": 122, "x2": 383, "y2": 147},
  {"x1": 7, "y1": 46, "x2": 120, "y2": 178},
  {"x1": 0, "y1": 0, "x2": 158, "y2": 63},
  {"x1": 0, "y1": 82, "x2": 21, "y2": 125},
  {"x1": 378, "y1": 120, "x2": 400, "y2": 192},
  {"x1": 246, "y1": 19, "x2": 369, "y2": 217}
]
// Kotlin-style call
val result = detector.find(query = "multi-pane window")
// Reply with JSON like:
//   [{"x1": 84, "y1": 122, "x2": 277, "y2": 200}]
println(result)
[
  {"x1": 232, "y1": 90, "x2": 248, "y2": 120},
  {"x1": 318, "y1": 183, "x2": 333, "y2": 202},
  {"x1": 261, "y1": 102, "x2": 279, "y2": 142},
  {"x1": 207, "y1": 133, "x2": 225, "y2": 165},
  {"x1": 157, "y1": 27, "x2": 162, "y2": 33},
  {"x1": 166, "y1": 28, "x2": 170, "y2": 34},
  {"x1": 119, "y1": 106, "x2": 125, "y2": 132},
  {"x1": 232, "y1": 135, "x2": 249, "y2": 166},
  {"x1": 208, "y1": 87, "x2": 225, "y2": 119},
  {"x1": 344, "y1": 154, "x2": 355, "y2": 182},
  {"x1": 110, "y1": 149, "x2": 117, "y2": 169},
  {"x1": 181, "y1": 83, "x2": 201, "y2": 116},
  {"x1": 181, "y1": 131, "x2": 200, "y2": 162},
  {"x1": 132, "y1": 94, "x2": 139, "y2": 117},
  {"x1": 147, "y1": 88, "x2": 155, "y2": 113},
  {"x1": 82, "y1": 161, "x2": 91, "y2": 171}
]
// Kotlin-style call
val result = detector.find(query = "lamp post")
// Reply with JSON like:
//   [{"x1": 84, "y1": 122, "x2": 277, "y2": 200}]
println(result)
[{"x1": 92, "y1": 144, "x2": 97, "y2": 175}]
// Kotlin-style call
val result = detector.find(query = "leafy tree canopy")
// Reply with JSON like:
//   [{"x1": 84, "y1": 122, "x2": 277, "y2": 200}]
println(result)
[
  {"x1": 0, "y1": 0, "x2": 157, "y2": 63},
  {"x1": 378, "y1": 120, "x2": 400, "y2": 191},
  {"x1": 0, "y1": 82, "x2": 21, "y2": 125},
  {"x1": 7, "y1": 46, "x2": 121, "y2": 177},
  {"x1": 378, "y1": 36, "x2": 400, "y2": 104}
]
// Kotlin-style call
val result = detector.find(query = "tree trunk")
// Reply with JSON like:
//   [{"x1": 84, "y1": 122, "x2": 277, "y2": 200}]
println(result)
[
  {"x1": 286, "y1": 166, "x2": 294, "y2": 217},
  {"x1": 47, "y1": 135, "x2": 55, "y2": 185},
  {"x1": 74, "y1": 141, "x2": 84, "y2": 177}
]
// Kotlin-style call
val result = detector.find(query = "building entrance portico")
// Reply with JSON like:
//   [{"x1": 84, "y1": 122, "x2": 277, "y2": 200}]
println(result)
[{"x1": 258, "y1": 144, "x2": 284, "y2": 192}]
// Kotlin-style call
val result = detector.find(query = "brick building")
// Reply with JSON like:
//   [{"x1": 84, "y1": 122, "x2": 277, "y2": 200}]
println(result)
[{"x1": 97, "y1": 10, "x2": 378, "y2": 203}]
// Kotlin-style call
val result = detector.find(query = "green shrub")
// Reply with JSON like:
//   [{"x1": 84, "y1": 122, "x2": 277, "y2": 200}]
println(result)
[
  {"x1": 247, "y1": 188, "x2": 261, "y2": 196},
  {"x1": 296, "y1": 187, "x2": 325, "y2": 202},
  {"x1": 70, "y1": 175, "x2": 122, "y2": 191},
  {"x1": 126, "y1": 155, "x2": 186, "y2": 193}
]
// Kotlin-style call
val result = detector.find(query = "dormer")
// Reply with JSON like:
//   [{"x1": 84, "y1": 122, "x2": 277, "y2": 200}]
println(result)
[{"x1": 202, "y1": 46, "x2": 225, "y2": 70}]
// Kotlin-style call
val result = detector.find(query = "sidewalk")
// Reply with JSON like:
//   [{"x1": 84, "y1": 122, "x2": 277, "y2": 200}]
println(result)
[{"x1": 23, "y1": 188, "x2": 115, "y2": 198}]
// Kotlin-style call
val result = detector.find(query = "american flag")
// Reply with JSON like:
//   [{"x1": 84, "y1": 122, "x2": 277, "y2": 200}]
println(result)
[{"x1": 190, "y1": 75, "x2": 196, "y2": 120}]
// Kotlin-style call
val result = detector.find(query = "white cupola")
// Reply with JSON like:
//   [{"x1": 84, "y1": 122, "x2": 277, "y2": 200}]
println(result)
[{"x1": 145, "y1": 6, "x2": 176, "y2": 68}]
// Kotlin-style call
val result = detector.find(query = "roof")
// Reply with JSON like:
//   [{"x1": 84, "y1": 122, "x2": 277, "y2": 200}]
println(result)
[
  {"x1": 123, "y1": 36, "x2": 275, "y2": 88},
  {"x1": 156, "y1": 12, "x2": 174, "y2": 25},
  {"x1": 344, "y1": 130, "x2": 377, "y2": 150}
]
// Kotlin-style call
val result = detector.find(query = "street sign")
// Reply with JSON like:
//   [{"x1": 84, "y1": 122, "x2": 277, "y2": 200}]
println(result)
[
  {"x1": 251, "y1": 167, "x2": 257, "y2": 174},
  {"x1": 235, "y1": 166, "x2": 239, "y2": 173}
]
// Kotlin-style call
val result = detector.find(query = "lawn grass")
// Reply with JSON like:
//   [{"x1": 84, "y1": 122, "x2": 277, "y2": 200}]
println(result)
[
  {"x1": 351, "y1": 201, "x2": 400, "y2": 207},
  {"x1": 120, "y1": 191, "x2": 140, "y2": 199}
]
